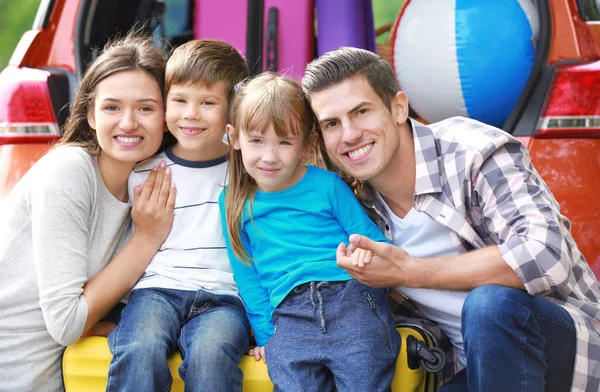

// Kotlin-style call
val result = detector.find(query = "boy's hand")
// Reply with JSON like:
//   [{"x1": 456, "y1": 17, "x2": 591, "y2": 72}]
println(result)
[
  {"x1": 349, "y1": 247, "x2": 373, "y2": 268},
  {"x1": 249, "y1": 346, "x2": 266, "y2": 363}
]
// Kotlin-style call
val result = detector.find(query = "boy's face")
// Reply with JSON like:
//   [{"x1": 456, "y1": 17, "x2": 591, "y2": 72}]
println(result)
[{"x1": 166, "y1": 81, "x2": 230, "y2": 161}]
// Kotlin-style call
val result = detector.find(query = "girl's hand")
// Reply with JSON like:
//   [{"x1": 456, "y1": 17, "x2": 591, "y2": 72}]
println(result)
[
  {"x1": 349, "y1": 247, "x2": 373, "y2": 268},
  {"x1": 249, "y1": 346, "x2": 266, "y2": 363},
  {"x1": 131, "y1": 161, "x2": 177, "y2": 246}
]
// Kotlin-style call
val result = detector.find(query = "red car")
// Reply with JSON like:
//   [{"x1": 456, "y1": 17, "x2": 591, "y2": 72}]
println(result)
[
  {"x1": 0, "y1": 0, "x2": 598, "y2": 390},
  {"x1": 2, "y1": 0, "x2": 596, "y2": 273}
]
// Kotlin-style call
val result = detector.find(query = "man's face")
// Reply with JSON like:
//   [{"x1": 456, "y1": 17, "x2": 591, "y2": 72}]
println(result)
[{"x1": 309, "y1": 76, "x2": 406, "y2": 182}]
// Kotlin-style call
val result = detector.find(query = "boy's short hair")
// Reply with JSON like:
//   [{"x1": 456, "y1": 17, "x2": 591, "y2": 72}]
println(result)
[
  {"x1": 165, "y1": 39, "x2": 249, "y2": 101},
  {"x1": 302, "y1": 47, "x2": 399, "y2": 110}
]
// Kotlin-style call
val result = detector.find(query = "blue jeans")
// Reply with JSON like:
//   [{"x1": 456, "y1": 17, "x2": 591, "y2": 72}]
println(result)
[
  {"x1": 106, "y1": 288, "x2": 250, "y2": 392},
  {"x1": 438, "y1": 285, "x2": 576, "y2": 392},
  {"x1": 265, "y1": 280, "x2": 400, "y2": 392}
]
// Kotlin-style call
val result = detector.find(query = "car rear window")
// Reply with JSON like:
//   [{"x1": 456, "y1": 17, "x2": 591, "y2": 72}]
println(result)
[{"x1": 577, "y1": 0, "x2": 600, "y2": 20}]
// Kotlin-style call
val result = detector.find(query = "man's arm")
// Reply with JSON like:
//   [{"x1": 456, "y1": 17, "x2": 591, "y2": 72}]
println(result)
[
  {"x1": 339, "y1": 138, "x2": 573, "y2": 294},
  {"x1": 337, "y1": 236, "x2": 523, "y2": 290}
]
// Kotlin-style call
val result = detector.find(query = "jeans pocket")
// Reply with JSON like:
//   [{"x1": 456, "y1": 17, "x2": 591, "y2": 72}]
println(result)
[{"x1": 362, "y1": 290, "x2": 392, "y2": 349}]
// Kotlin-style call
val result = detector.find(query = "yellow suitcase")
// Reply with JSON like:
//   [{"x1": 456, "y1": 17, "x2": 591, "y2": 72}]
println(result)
[{"x1": 63, "y1": 327, "x2": 440, "y2": 391}]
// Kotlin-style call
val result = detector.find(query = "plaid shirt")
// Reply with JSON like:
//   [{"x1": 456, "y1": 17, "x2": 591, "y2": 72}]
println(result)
[{"x1": 361, "y1": 117, "x2": 600, "y2": 391}]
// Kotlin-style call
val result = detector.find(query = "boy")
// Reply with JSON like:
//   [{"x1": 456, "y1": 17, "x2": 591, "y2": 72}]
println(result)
[{"x1": 106, "y1": 40, "x2": 250, "y2": 392}]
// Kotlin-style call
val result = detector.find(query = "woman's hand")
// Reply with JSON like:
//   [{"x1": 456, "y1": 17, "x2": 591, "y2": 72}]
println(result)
[
  {"x1": 81, "y1": 162, "x2": 176, "y2": 334},
  {"x1": 81, "y1": 321, "x2": 117, "y2": 338},
  {"x1": 131, "y1": 161, "x2": 177, "y2": 246}
]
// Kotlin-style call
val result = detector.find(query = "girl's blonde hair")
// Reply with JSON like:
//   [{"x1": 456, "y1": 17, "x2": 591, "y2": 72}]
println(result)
[{"x1": 225, "y1": 73, "x2": 315, "y2": 263}]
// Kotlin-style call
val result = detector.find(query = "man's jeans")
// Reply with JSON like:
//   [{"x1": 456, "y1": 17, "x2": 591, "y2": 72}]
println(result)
[
  {"x1": 106, "y1": 287, "x2": 250, "y2": 392},
  {"x1": 265, "y1": 280, "x2": 400, "y2": 392},
  {"x1": 439, "y1": 285, "x2": 576, "y2": 392}
]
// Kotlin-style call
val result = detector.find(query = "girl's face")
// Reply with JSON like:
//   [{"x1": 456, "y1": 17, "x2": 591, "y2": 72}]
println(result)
[
  {"x1": 88, "y1": 69, "x2": 165, "y2": 172},
  {"x1": 231, "y1": 123, "x2": 306, "y2": 192}
]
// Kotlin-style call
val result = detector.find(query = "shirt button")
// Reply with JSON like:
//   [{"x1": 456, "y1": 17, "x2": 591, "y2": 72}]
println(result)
[{"x1": 385, "y1": 225, "x2": 390, "y2": 230}]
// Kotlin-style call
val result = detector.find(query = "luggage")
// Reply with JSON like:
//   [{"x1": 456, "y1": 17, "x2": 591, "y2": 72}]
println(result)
[
  {"x1": 193, "y1": 0, "x2": 314, "y2": 79},
  {"x1": 315, "y1": 0, "x2": 376, "y2": 56},
  {"x1": 63, "y1": 327, "x2": 440, "y2": 391}
]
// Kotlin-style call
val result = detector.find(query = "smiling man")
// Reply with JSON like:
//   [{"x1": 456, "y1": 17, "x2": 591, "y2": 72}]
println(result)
[{"x1": 302, "y1": 47, "x2": 600, "y2": 392}]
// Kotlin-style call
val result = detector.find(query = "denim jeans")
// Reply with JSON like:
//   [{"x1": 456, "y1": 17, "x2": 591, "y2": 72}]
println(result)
[
  {"x1": 438, "y1": 285, "x2": 576, "y2": 392},
  {"x1": 106, "y1": 287, "x2": 250, "y2": 392},
  {"x1": 264, "y1": 279, "x2": 400, "y2": 392}
]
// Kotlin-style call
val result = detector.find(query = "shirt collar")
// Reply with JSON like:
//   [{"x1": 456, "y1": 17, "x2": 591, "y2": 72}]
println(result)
[
  {"x1": 362, "y1": 118, "x2": 443, "y2": 206},
  {"x1": 411, "y1": 118, "x2": 443, "y2": 196}
]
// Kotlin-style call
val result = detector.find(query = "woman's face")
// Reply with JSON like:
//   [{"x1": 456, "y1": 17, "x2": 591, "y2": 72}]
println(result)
[{"x1": 88, "y1": 69, "x2": 165, "y2": 170}]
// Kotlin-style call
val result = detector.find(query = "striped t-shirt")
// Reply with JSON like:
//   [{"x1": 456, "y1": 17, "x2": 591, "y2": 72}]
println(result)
[{"x1": 128, "y1": 147, "x2": 237, "y2": 296}]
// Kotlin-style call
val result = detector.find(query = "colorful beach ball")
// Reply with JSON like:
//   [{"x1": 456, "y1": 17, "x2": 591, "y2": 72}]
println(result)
[{"x1": 392, "y1": 0, "x2": 539, "y2": 127}]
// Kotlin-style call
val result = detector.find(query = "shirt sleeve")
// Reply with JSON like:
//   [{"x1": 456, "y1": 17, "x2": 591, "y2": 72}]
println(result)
[
  {"x1": 330, "y1": 175, "x2": 389, "y2": 244},
  {"x1": 30, "y1": 152, "x2": 95, "y2": 346},
  {"x1": 219, "y1": 190, "x2": 274, "y2": 346},
  {"x1": 473, "y1": 138, "x2": 574, "y2": 295},
  {"x1": 127, "y1": 167, "x2": 148, "y2": 206}
]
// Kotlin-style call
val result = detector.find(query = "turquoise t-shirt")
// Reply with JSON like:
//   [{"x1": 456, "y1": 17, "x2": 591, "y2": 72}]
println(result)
[{"x1": 219, "y1": 165, "x2": 388, "y2": 346}]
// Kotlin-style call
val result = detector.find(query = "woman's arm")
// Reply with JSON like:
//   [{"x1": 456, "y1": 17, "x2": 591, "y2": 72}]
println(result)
[
  {"x1": 81, "y1": 166, "x2": 176, "y2": 333},
  {"x1": 33, "y1": 160, "x2": 175, "y2": 345}
]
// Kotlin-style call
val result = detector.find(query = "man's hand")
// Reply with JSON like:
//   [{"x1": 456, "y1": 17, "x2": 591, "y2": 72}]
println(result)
[
  {"x1": 249, "y1": 346, "x2": 266, "y2": 363},
  {"x1": 337, "y1": 234, "x2": 417, "y2": 288},
  {"x1": 339, "y1": 235, "x2": 524, "y2": 291}
]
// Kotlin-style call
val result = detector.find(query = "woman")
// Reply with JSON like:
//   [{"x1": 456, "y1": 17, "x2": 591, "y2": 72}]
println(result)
[{"x1": 0, "y1": 34, "x2": 175, "y2": 391}]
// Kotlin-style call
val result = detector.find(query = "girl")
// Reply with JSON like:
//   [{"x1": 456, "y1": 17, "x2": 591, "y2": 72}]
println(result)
[
  {"x1": 219, "y1": 73, "x2": 400, "y2": 392},
  {"x1": 0, "y1": 34, "x2": 176, "y2": 391}
]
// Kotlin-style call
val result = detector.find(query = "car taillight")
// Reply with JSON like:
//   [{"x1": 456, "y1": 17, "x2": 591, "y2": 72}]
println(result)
[
  {"x1": 536, "y1": 61, "x2": 600, "y2": 138},
  {"x1": 0, "y1": 65, "x2": 61, "y2": 145}
]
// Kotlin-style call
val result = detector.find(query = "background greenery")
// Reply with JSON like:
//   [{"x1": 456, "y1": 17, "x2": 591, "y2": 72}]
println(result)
[
  {"x1": 373, "y1": 0, "x2": 405, "y2": 44},
  {"x1": 0, "y1": 0, "x2": 40, "y2": 69},
  {"x1": 0, "y1": 0, "x2": 405, "y2": 70}
]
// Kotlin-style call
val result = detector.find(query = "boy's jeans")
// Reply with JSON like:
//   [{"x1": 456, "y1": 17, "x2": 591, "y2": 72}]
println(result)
[
  {"x1": 265, "y1": 279, "x2": 400, "y2": 392},
  {"x1": 439, "y1": 285, "x2": 576, "y2": 392},
  {"x1": 106, "y1": 287, "x2": 250, "y2": 392}
]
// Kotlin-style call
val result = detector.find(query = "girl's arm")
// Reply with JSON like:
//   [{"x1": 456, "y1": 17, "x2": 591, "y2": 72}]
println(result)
[
  {"x1": 33, "y1": 162, "x2": 175, "y2": 345},
  {"x1": 219, "y1": 193, "x2": 274, "y2": 347},
  {"x1": 330, "y1": 175, "x2": 389, "y2": 243}
]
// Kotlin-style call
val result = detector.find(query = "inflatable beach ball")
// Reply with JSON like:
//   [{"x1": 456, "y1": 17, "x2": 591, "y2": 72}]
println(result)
[{"x1": 392, "y1": 0, "x2": 539, "y2": 127}]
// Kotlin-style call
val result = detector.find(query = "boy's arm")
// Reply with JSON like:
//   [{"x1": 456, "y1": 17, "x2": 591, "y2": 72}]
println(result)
[{"x1": 219, "y1": 192, "x2": 274, "y2": 346}]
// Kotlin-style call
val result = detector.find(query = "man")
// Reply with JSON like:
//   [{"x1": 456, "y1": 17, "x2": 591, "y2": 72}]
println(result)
[{"x1": 302, "y1": 47, "x2": 600, "y2": 392}]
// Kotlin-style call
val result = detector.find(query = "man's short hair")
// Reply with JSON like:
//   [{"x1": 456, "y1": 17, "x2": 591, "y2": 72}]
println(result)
[
  {"x1": 302, "y1": 47, "x2": 399, "y2": 109},
  {"x1": 165, "y1": 39, "x2": 248, "y2": 101}
]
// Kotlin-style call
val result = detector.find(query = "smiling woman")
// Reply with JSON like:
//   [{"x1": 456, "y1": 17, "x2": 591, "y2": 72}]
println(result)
[
  {"x1": 87, "y1": 69, "x2": 166, "y2": 192},
  {"x1": 0, "y1": 33, "x2": 176, "y2": 392}
]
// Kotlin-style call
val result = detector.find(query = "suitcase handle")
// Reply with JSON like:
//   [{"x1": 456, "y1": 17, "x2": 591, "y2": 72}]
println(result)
[{"x1": 266, "y1": 7, "x2": 279, "y2": 72}]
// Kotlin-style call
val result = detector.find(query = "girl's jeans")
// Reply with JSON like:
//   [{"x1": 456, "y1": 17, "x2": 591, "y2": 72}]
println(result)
[
  {"x1": 439, "y1": 285, "x2": 576, "y2": 392},
  {"x1": 265, "y1": 279, "x2": 400, "y2": 392},
  {"x1": 106, "y1": 287, "x2": 250, "y2": 392}
]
